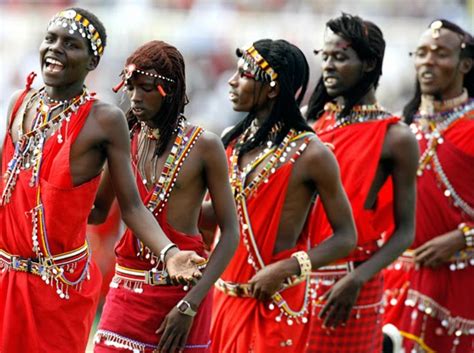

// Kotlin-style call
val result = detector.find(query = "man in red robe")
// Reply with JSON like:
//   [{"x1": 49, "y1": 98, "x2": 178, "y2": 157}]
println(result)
[
  {"x1": 304, "y1": 14, "x2": 418, "y2": 353},
  {"x1": 383, "y1": 19, "x2": 474, "y2": 353},
  {"x1": 0, "y1": 9, "x2": 204, "y2": 353},
  {"x1": 203, "y1": 39, "x2": 357, "y2": 353},
  {"x1": 90, "y1": 40, "x2": 239, "y2": 353}
]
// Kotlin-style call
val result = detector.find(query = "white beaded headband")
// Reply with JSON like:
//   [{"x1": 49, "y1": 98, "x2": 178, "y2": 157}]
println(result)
[{"x1": 48, "y1": 9, "x2": 104, "y2": 57}]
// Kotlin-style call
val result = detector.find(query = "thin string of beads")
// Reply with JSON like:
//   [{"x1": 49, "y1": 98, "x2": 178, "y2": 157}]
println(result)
[
  {"x1": 1, "y1": 87, "x2": 91, "y2": 205},
  {"x1": 136, "y1": 116, "x2": 185, "y2": 186},
  {"x1": 230, "y1": 128, "x2": 296, "y2": 201},
  {"x1": 233, "y1": 130, "x2": 313, "y2": 325},
  {"x1": 134, "y1": 117, "x2": 203, "y2": 265},
  {"x1": 321, "y1": 102, "x2": 392, "y2": 132},
  {"x1": 411, "y1": 99, "x2": 474, "y2": 217}
]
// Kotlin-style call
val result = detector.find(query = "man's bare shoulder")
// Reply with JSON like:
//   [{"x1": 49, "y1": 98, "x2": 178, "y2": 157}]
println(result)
[
  {"x1": 7, "y1": 89, "x2": 33, "y2": 118},
  {"x1": 195, "y1": 129, "x2": 223, "y2": 149},
  {"x1": 89, "y1": 100, "x2": 127, "y2": 127},
  {"x1": 299, "y1": 134, "x2": 336, "y2": 165},
  {"x1": 385, "y1": 121, "x2": 418, "y2": 152},
  {"x1": 193, "y1": 128, "x2": 227, "y2": 159}
]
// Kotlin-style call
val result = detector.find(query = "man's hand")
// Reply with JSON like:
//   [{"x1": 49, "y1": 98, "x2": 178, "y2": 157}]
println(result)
[
  {"x1": 249, "y1": 261, "x2": 289, "y2": 302},
  {"x1": 414, "y1": 229, "x2": 466, "y2": 268},
  {"x1": 156, "y1": 306, "x2": 194, "y2": 353},
  {"x1": 166, "y1": 251, "x2": 205, "y2": 285},
  {"x1": 319, "y1": 272, "x2": 362, "y2": 328}
]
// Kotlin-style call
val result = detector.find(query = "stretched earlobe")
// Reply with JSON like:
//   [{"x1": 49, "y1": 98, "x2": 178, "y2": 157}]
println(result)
[{"x1": 460, "y1": 57, "x2": 473, "y2": 75}]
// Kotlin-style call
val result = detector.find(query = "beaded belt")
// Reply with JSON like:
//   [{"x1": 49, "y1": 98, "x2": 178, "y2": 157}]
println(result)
[
  {"x1": 113, "y1": 261, "x2": 208, "y2": 288},
  {"x1": 114, "y1": 264, "x2": 169, "y2": 286},
  {"x1": 215, "y1": 274, "x2": 306, "y2": 298},
  {"x1": 312, "y1": 261, "x2": 356, "y2": 276},
  {"x1": 0, "y1": 244, "x2": 89, "y2": 277},
  {"x1": 215, "y1": 278, "x2": 253, "y2": 297},
  {"x1": 391, "y1": 249, "x2": 474, "y2": 271}
]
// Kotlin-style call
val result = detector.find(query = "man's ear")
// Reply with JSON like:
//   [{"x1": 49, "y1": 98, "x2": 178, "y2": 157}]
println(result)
[
  {"x1": 267, "y1": 82, "x2": 280, "y2": 99},
  {"x1": 87, "y1": 55, "x2": 100, "y2": 71},
  {"x1": 460, "y1": 57, "x2": 473, "y2": 75},
  {"x1": 363, "y1": 58, "x2": 377, "y2": 73}
]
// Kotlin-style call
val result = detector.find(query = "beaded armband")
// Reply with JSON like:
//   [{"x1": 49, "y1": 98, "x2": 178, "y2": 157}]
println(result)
[
  {"x1": 458, "y1": 223, "x2": 474, "y2": 248},
  {"x1": 291, "y1": 251, "x2": 312, "y2": 278}
]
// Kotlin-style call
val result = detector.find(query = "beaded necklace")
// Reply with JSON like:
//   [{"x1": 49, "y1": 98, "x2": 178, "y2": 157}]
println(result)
[
  {"x1": 136, "y1": 116, "x2": 185, "y2": 186},
  {"x1": 4, "y1": 86, "x2": 93, "y2": 299},
  {"x1": 320, "y1": 102, "x2": 392, "y2": 132},
  {"x1": 412, "y1": 98, "x2": 474, "y2": 217},
  {"x1": 231, "y1": 128, "x2": 314, "y2": 324},
  {"x1": 133, "y1": 117, "x2": 203, "y2": 263},
  {"x1": 1, "y1": 87, "x2": 90, "y2": 205}
]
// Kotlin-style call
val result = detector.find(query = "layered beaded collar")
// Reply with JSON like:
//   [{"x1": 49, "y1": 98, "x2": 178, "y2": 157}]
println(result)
[
  {"x1": 412, "y1": 97, "x2": 474, "y2": 217},
  {"x1": 1, "y1": 87, "x2": 91, "y2": 205},
  {"x1": 321, "y1": 102, "x2": 391, "y2": 131},
  {"x1": 419, "y1": 89, "x2": 469, "y2": 117}
]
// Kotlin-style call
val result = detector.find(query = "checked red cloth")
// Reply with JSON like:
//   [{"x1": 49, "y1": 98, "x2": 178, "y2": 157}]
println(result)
[{"x1": 307, "y1": 272, "x2": 384, "y2": 353}]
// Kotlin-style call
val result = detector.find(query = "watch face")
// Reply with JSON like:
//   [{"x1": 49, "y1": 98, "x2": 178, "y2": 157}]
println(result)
[
  {"x1": 178, "y1": 301, "x2": 190, "y2": 312},
  {"x1": 177, "y1": 300, "x2": 196, "y2": 316}
]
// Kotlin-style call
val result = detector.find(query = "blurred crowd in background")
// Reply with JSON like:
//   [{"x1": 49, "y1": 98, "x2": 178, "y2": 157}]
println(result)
[{"x1": 0, "y1": 1, "x2": 472, "y2": 347}]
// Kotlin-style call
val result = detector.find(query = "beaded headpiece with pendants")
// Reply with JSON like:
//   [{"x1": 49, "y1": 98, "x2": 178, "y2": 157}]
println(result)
[
  {"x1": 48, "y1": 9, "x2": 104, "y2": 57},
  {"x1": 236, "y1": 45, "x2": 278, "y2": 87}
]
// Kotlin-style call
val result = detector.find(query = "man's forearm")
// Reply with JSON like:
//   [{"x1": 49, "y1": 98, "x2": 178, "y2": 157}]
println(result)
[{"x1": 353, "y1": 226, "x2": 413, "y2": 284}]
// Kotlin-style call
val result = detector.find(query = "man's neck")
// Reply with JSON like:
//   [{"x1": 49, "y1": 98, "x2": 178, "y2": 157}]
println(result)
[
  {"x1": 336, "y1": 88, "x2": 377, "y2": 108},
  {"x1": 45, "y1": 82, "x2": 85, "y2": 102},
  {"x1": 420, "y1": 89, "x2": 469, "y2": 115}
]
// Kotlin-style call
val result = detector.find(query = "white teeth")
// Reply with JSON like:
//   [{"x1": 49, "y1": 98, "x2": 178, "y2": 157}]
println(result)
[
  {"x1": 422, "y1": 72, "x2": 433, "y2": 79},
  {"x1": 45, "y1": 58, "x2": 63, "y2": 66},
  {"x1": 325, "y1": 77, "x2": 337, "y2": 85}
]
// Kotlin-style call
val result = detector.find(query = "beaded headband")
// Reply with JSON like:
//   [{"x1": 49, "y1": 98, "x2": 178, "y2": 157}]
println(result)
[
  {"x1": 429, "y1": 20, "x2": 467, "y2": 49},
  {"x1": 112, "y1": 64, "x2": 175, "y2": 95},
  {"x1": 48, "y1": 9, "x2": 104, "y2": 57},
  {"x1": 236, "y1": 45, "x2": 278, "y2": 86}
]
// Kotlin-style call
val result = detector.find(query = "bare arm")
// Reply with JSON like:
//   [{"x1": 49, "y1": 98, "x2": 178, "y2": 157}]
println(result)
[
  {"x1": 96, "y1": 104, "x2": 203, "y2": 275},
  {"x1": 320, "y1": 123, "x2": 418, "y2": 328},
  {"x1": 249, "y1": 138, "x2": 357, "y2": 301},
  {"x1": 157, "y1": 132, "x2": 239, "y2": 353},
  {"x1": 183, "y1": 132, "x2": 239, "y2": 308},
  {"x1": 88, "y1": 165, "x2": 115, "y2": 224},
  {"x1": 352, "y1": 123, "x2": 418, "y2": 283},
  {"x1": 1, "y1": 90, "x2": 24, "y2": 170}
]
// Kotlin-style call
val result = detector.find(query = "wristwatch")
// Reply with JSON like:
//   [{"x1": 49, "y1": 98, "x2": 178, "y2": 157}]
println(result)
[{"x1": 176, "y1": 300, "x2": 197, "y2": 317}]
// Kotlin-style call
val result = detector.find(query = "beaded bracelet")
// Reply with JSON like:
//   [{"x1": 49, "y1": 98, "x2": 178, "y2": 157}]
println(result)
[
  {"x1": 291, "y1": 251, "x2": 312, "y2": 278},
  {"x1": 458, "y1": 223, "x2": 474, "y2": 248},
  {"x1": 160, "y1": 243, "x2": 178, "y2": 264}
]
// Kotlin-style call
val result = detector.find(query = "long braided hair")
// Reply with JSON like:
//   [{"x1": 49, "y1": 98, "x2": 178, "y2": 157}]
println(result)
[
  {"x1": 222, "y1": 39, "x2": 313, "y2": 153},
  {"x1": 403, "y1": 20, "x2": 474, "y2": 124},
  {"x1": 306, "y1": 13, "x2": 386, "y2": 121},
  {"x1": 125, "y1": 40, "x2": 188, "y2": 157}
]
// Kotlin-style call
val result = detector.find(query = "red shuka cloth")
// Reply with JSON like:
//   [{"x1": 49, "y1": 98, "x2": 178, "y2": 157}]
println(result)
[
  {"x1": 0, "y1": 89, "x2": 102, "y2": 353},
  {"x1": 306, "y1": 114, "x2": 399, "y2": 353},
  {"x1": 210, "y1": 141, "x2": 311, "y2": 353},
  {"x1": 95, "y1": 128, "x2": 212, "y2": 353},
  {"x1": 309, "y1": 113, "x2": 399, "y2": 255},
  {"x1": 385, "y1": 114, "x2": 474, "y2": 353}
]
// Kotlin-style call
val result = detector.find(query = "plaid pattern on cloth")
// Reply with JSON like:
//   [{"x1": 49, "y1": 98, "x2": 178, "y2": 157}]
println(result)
[{"x1": 307, "y1": 272, "x2": 384, "y2": 353}]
